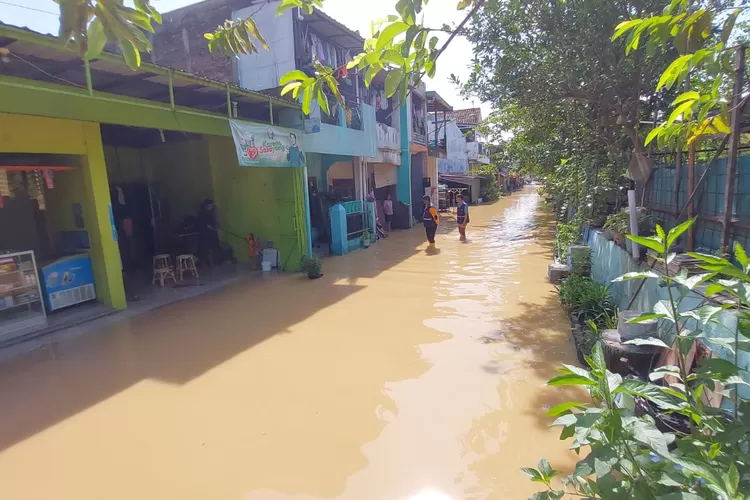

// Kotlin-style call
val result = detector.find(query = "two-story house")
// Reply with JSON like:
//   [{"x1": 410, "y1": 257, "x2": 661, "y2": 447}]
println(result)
[
  {"x1": 444, "y1": 108, "x2": 490, "y2": 172},
  {"x1": 153, "y1": 0, "x2": 381, "y2": 247}
]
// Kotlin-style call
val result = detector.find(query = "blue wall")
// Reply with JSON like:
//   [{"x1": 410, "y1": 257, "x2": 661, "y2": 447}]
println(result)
[
  {"x1": 298, "y1": 104, "x2": 377, "y2": 158},
  {"x1": 398, "y1": 104, "x2": 412, "y2": 205},
  {"x1": 587, "y1": 229, "x2": 749, "y2": 404}
]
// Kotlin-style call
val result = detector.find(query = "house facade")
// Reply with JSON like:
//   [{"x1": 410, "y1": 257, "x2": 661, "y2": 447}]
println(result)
[
  {"x1": 0, "y1": 24, "x2": 311, "y2": 342},
  {"x1": 154, "y1": 0, "x2": 423, "y2": 241}
]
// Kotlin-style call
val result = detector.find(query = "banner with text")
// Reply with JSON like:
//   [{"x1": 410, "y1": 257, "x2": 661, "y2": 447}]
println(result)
[{"x1": 229, "y1": 120, "x2": 306, "y2": 168}]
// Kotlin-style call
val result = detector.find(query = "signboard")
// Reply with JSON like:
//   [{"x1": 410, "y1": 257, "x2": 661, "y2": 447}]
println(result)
[{"x1": 229, "y1": 120, "x2": 306, "y2": 167}]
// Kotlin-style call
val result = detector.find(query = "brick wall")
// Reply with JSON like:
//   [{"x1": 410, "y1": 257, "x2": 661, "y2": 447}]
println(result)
[{"x1": 152, "y1": 0, "x2": 250, "y2": 83}]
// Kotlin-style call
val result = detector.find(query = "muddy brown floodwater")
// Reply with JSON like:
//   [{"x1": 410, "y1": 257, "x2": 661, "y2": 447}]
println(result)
[{"x1": 0, "y1": 187, "x2": 580, "y2": 500}]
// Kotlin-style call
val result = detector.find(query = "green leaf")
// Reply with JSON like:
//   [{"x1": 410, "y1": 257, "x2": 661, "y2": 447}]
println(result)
[
  {"x1": 538, "y1": 457, "x2": 554, "y2": 478},
  {"x1": 645, "y1": 125, "x2": 664, "y2": 146},
  {"x1": 520, "y1": 467, "x2": 543, "y2": 482},
  {"x1": 317, "y1": 87, "x2": 329, "y2": 115},
  {"x1": 649, "y1": 365, "x2": 682, "y2": 382},
  {"x1": 275, "y1": 0, "x2": 301, "y2": 16},
  {"x1": 654, "y1": 300, "x2": 675, "y2": 322},
  {"x1": 729, "y1": 463, "x2": 739, "y2": 496},
  {"x1": 667, "y1": 100, "x2": 695, "y2": 125},
  {"x1": 376, "y1": 21, "x2": 409, "y2": 51},
  {"x1": 616, "y1": 379, "x2": 681, "y2": 410},
  {"x1": 666, "y1": 217, "x2": 695, "y2": 249},
  {"x1": 705, "y1": 283, "x2": 727, "y2": 297},
  {"x1": 546, "y1": 374, "x2": 597, "y2": 387},
  {"x1": 118, "y1": 39, "x2": 141, "y2": 70},
  {"x1": 385, "y1": 69, "x2": 404, "y2": 98},
  {"x1": 612, "y1": 271, "x2": 660, "y2": 282},
  {"x1": 301, "y1": 86, "x2": 313, "y2": 115},
  {"x1": 280, "y1": 81, "x2": 302, "y2": 96},
  {"x1": 673, "y1": 271, "x2": 712, "y2": 290},
  {"x1": 546, "y1": 401, "x2": 587, "y2": 417},
  {"x1": 590, "y1": 342, "x2": 606, "y2": 373},
  {"x1": 85, "y1": 18, "x2": 107, "y2": 60},
  {"x1": 612, "y1": 19, "x2": 643, "y2": 41},
  {"x1": 628, "y1": 312, "x2": 667, "y2": 323},
  {"x1": 657, "y1": 54, "x2": 693, "y2": 90},
  {"x1": 713, "y1": 115, "x2": 731, "y2": 134},
  {"x1": 627, "y1": 235, "x2": 665, "y2": 254},
  {"x1": 672, "y1": 91, "x2": 700, "y2": 106},
  {"x1": 657, "y1": 493, "x2": 704, "y2": 499},
  {"x1": 722, "y1": 8, "x2": 741, "y2": 44},
  {"x1": 280, "y1": 70, "x2": 308, "y2": 85},
  {"x1": 735, "y1": 242, "x2": 749, "y2": 268},
  {"x1": 380, "y1": 49, "x2": 405, "y2": 66},
  {"x1": 670, "y1": 456, "x2": 725, "y2": 487},
  {"x1": 364, "y1": 64, "x2": 382, "y2": 87},
  {"x1": 624, "y1": 337, "x2": 670, "y2": 348},
  {"x1": 633, "y1": 420, "x2": 671, "y2": 457},
  {"x1": 551, "y1": 413, "x2": 577, "y2": 427}
]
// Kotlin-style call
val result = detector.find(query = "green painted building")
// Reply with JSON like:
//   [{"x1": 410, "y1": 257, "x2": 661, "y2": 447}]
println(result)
[{"x1": 0, "y1": 25, "x2": 309, "y2": 322}]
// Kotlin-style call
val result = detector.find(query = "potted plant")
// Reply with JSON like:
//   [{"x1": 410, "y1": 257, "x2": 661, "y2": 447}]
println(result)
[
  {"x1": 301, "y1": 254, "x2": 323, "y2": 280},
  {"x1": 603, "y1": 207, "x2": 653, "y2": 251},
  {"x1": 603, "y1": 209, "x2": 629, "y2": 247},
  {"x1": 362, "y1": 229, "x2": 372, "y2": 248}
]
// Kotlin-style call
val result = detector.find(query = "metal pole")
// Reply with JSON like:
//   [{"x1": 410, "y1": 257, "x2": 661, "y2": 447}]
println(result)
[
  {"x1": 687, "y1": 143, "x2": 695, "y2": 250},
  {"x1": 84, "y1": 60, "x2": 93, "y2": 96},
  {"x1": 226, "y1": 84, "x2": 232, "y2": 118},
  {"x1": 721, "y1": 46, "x2": 745, "y2": 254},
  {"x1": 269, "y1": 97, "x2": 274, "y2": 124},
  {"x1": 628, "y1": 185, "x2": 640, "y2": 258},
  {"x1": 168, "y1": 70, "x2": 175, "y2": 110}
]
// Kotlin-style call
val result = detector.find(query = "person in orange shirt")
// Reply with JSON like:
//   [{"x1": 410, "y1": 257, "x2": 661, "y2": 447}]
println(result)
[{"x1": 422, "y1": 195, "x2": 439, "y2": 247}]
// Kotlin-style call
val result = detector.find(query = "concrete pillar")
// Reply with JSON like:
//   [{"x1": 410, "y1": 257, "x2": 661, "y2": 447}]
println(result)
[
  {"x1": 398, "y1": 104, "x2": 412, "y2": 213},
  {"x1": 330, "y1": 203, "x2": 347, "y2": 255},
  {"x1": 81, "y1": 123, "x2": 126, "y2": 309}
]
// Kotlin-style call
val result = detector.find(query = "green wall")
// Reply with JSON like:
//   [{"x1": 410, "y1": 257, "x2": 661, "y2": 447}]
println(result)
[
  {"x1": 0, "y1": 113, "x2": 126, "y2": 309},
  {"x1": 104, "y1": 140, "x2": 214, "y2": 228},
  {"x1": 207, "y1": 136, "x2": 307, "y2": 271}
]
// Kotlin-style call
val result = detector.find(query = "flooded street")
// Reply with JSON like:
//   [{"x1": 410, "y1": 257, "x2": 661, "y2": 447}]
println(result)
[{"x1": 0, "y1": 187, "x2": 578, "y2": 500}]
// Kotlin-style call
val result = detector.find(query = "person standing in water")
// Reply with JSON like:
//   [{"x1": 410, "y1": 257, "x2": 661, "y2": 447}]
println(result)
[
  {"x1": 456, "y1": 193, "x2": 470, "y2": 241},
  {"x1": 422, "y1": 195, "x2": 439, "y2": 247},
  {"x1": 383, "y1": 193, "x2": 394, "y2": 233}
]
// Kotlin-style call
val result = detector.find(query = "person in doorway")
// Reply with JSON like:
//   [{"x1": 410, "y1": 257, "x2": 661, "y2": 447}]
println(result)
[
  {"x1": 383, "y1": 193, "x2": 394, "y2": 233},
  {"x1": 456, "y1": 193, "x2": 470, "y2": 242},
  {"x1": 197, "y1": 199, "x2": 220, "y2": 267},
  {"x1": 422, "y1": 195, "x2": 439, "y2": 247}
]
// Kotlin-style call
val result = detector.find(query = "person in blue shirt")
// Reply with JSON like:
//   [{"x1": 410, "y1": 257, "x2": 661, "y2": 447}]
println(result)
[{"x1": 456, "y1": 193, "x2": 470, "y2": 242}]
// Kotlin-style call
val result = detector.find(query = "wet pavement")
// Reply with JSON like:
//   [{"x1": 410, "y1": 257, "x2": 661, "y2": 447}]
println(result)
[{"x1": 0, "y1": 187, "x2": 578, "y2": 500}]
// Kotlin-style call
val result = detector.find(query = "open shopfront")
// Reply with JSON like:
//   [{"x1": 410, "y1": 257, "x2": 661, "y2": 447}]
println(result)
[
  {"x1": 0, "y1": 155, "x2": 115, "y2": 341},
  {"x1": 0, "y1": 113, "x2": 125, "y2": 344}
]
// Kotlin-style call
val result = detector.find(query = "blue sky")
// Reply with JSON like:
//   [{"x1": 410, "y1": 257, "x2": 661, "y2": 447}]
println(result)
[{"x1": 0, "y1": 0, "x2": 489, "y2": 116}]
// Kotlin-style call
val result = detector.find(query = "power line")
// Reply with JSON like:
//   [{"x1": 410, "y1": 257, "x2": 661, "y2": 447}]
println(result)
[{"x1": 0, "y1": 1, "x2": 58, "y2": 16}]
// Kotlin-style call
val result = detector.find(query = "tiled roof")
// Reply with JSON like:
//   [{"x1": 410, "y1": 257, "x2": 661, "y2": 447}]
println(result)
[{"x1": 445, "y1": 108, "x2": 482, "y2": 125}]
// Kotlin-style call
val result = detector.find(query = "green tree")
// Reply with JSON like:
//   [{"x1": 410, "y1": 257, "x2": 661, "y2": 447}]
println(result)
[{"x1": 612, "y1": 0, "x2": 748, "y2": 149}]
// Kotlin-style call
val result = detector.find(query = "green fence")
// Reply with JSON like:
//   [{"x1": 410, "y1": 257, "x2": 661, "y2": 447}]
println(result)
[{"x1": 645, "y1": 154, "x2": 750, "y2": 253}]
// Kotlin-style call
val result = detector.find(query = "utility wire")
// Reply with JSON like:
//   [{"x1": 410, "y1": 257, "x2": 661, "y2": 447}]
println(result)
[
  {"x1": 8, "y1": 51, "x2": 86, "y2": 89},
  {"x1": 0, "y1": 1, "x2": 58, "y2": 16}
]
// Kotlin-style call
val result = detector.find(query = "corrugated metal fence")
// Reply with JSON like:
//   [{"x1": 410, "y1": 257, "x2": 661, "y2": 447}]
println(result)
[{"x1": 645, "y1": 154, "x2": 750, "y2": 253}]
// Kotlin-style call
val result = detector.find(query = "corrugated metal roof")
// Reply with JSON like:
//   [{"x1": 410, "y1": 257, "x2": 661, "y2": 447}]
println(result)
[
  {"x1": 445, "y1": 108, "x2": 482, "y2": 125},
  {"x1": 0, "y1": 22, "x2": 299, "y2": 110}
]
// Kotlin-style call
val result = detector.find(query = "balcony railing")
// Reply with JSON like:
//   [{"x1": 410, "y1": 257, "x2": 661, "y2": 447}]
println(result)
[
  {"x1": 412, "y1": 132, "x2": 426, "y2": 146},
  {"x1": 377, "y1": 122, "x2": 399, "y2": 150}
]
